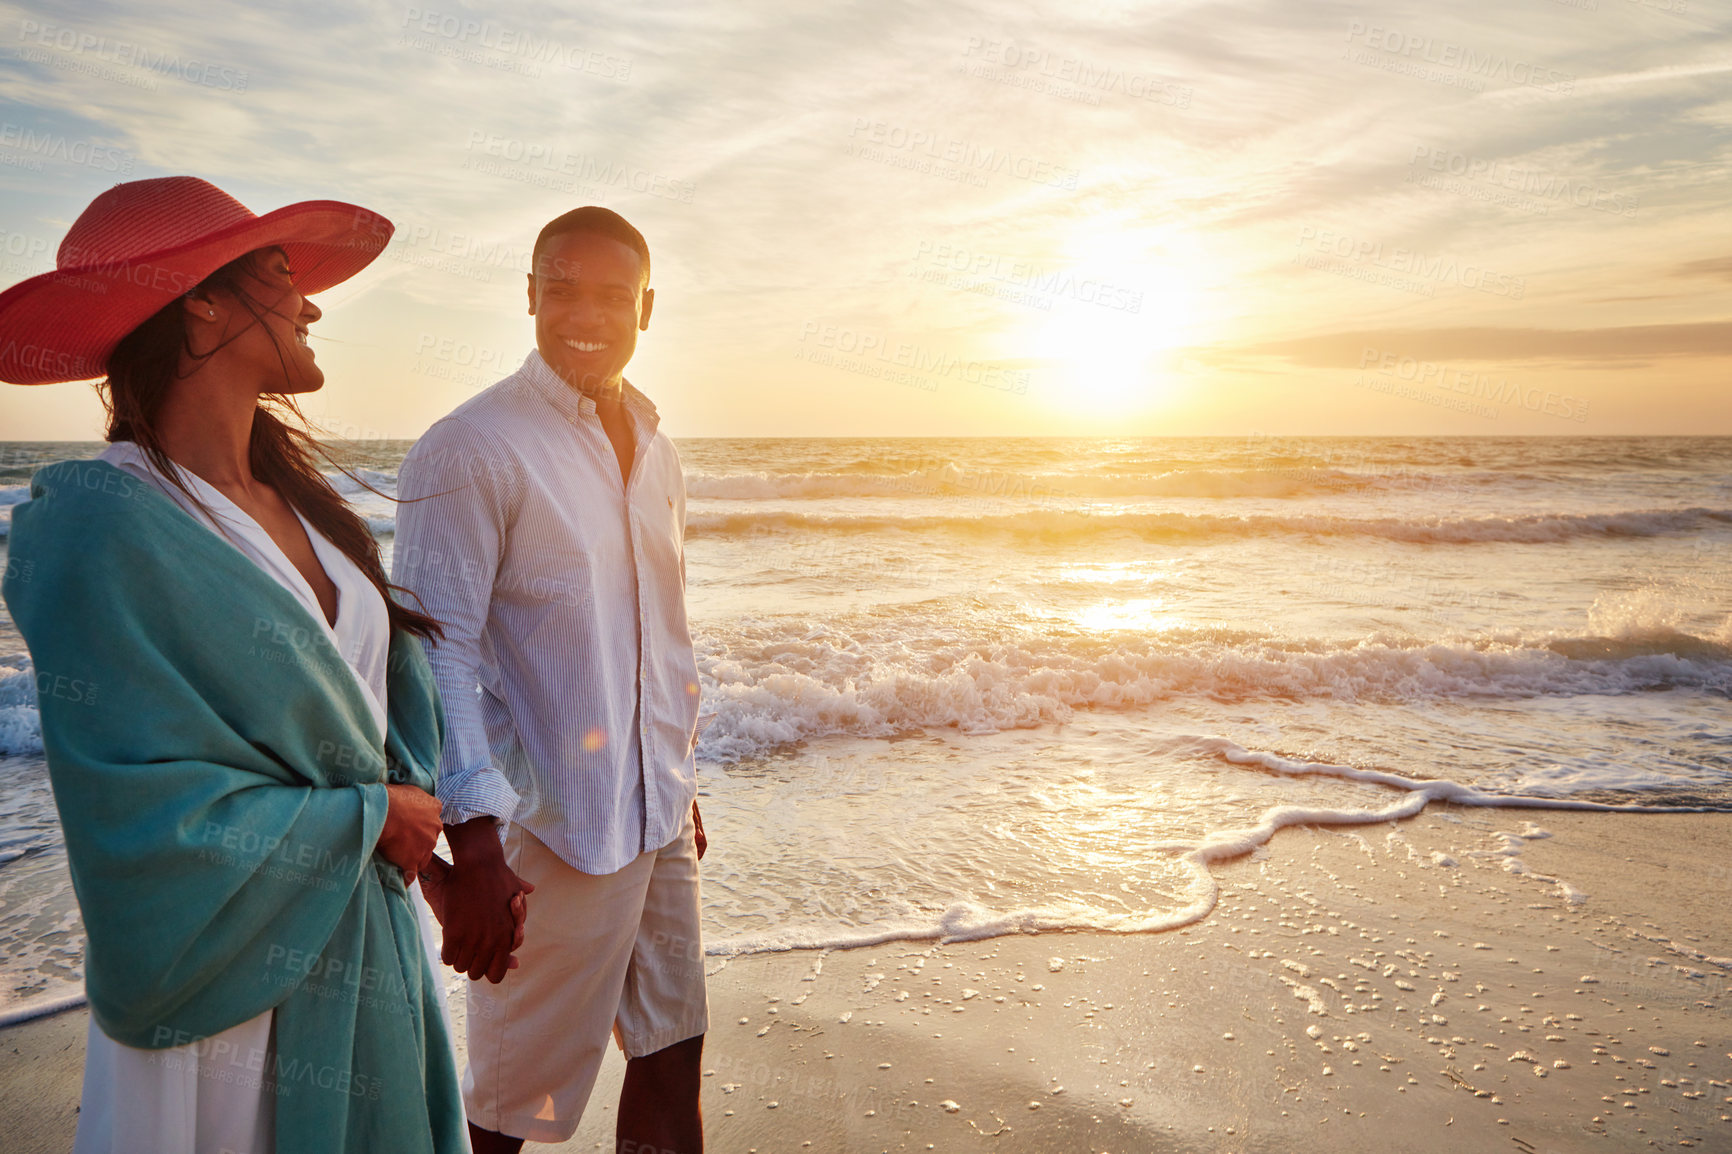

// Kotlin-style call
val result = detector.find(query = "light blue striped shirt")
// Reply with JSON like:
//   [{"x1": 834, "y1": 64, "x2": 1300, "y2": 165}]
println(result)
[{"x1": 392, "y1": 351, "x2": 701, "y2": 874}]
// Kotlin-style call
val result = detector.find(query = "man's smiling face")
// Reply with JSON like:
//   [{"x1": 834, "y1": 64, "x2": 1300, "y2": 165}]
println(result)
[{"x1": 527, "y1": 231, "x2": 653, "y2": 394}]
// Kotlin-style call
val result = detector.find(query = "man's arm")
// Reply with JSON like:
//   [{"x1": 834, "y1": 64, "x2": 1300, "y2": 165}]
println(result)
[{"x1": 394, "y1": 422, "x2": 531, "y2": 982}]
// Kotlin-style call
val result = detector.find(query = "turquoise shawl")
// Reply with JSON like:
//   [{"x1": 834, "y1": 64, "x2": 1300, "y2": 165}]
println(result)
[{"x1": 2, "y1": 459, "x2": 466, "y2": 1154}]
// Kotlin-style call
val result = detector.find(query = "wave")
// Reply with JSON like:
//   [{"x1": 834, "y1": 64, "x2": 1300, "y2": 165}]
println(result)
[
  {"x1": 0, "y1": 477, "x2": 397, "y2": 540},
  {"x1": 683, "y1": 465, "x2": 1436, "y2": 501},
  {"x1": 5, "y1": 618, "x2": 1724, "y2": 763},
  {"x1": 0, "y1": 484, "x2": 29, "y2": 538},
  {"x1": 329, "y1": 468, "x2": 399, "y2": 497},
  {"x1": 350, "y1": 463, "x2": 1423, "y2": 515},
  {"x1": 686, "y1": 505, "x2": 1732, "y2": 546},
  {"x1": 690, "y1": 619, "x2": 1732, "y2": 763}
]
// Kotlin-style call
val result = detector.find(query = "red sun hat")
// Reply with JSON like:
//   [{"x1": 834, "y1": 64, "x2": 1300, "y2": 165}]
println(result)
[{"x1": 0, "y1": 176, "x2": 395, "y2": 385}]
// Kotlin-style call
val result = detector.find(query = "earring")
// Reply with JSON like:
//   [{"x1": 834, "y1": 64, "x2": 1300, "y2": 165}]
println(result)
[{"x1": 208, "y1": 310, "x2": 216, "y2": 317}]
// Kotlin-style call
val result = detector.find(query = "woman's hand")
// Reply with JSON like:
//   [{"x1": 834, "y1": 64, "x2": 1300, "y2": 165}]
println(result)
[
  {"x1": 418, "y1": 856, "x2": 528, "y2": 968},
  {"x1": 377, "y1": 783, "x2": 443, "y2": 885},
  {"x1": 419, "y1": 854, "x2": 452, "y2": 924}
]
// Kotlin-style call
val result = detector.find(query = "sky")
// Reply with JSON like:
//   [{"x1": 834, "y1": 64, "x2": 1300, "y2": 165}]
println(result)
[{"x1": 0, "y1": 0, "x2": 1727, "y2": 440}]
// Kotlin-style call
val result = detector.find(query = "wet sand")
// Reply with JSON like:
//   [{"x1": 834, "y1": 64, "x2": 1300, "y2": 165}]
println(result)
[{"x1": 6, "y1": 806, "x2": 1730, "y2": 1152}]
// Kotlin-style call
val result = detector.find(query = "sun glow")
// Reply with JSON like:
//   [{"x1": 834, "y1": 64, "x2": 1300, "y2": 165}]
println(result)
[{"x1": 1030, "y1": 231, "x2": 1205, "y2": 419}]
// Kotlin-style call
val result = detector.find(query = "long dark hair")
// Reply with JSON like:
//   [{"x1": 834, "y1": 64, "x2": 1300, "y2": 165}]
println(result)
[{"x1": 101, "y1": 249, "x2": 442, "y2": 640}]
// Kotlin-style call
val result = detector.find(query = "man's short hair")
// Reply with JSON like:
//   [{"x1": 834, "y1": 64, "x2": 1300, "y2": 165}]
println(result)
[{"x1": 531, "y1": 207, "x2": 651, "y2": 288}]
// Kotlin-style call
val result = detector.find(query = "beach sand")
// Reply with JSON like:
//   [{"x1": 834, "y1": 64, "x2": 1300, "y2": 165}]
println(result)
[{"x1": 5, "y1": 806, "x2": 1729, "y2": 1153}]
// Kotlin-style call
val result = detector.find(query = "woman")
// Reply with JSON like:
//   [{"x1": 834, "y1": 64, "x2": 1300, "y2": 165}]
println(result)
[{"x1": 0, "y1": 177, "x2": 470, "y2": 1153}]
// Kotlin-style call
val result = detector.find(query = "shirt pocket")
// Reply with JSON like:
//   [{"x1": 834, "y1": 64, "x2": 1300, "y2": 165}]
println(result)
[
  {"x1": 633, "y1": 493, "x2": 685, "y2": 580},
  {"x1": 662, "y1": 493, "x2": 685, "y2": 551}
]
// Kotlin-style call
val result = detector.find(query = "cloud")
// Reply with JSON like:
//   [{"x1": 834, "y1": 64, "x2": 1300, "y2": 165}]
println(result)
[
  {"x1": 1673, "y1": 256, "x2": 1732, "y2": 282},
  {"x1": 1231, "y1": 321, "x2": 1732, "y2": 366}
]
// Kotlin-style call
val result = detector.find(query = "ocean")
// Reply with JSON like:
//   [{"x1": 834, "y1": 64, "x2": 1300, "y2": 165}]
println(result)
[{"x1": 1, "y1": 436, "x2": 1729, "y2": 1019}]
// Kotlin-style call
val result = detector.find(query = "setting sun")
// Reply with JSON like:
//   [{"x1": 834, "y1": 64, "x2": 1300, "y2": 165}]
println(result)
[{"x1": 1028, "y1": 229, "x2": 1204, "y2": 418}]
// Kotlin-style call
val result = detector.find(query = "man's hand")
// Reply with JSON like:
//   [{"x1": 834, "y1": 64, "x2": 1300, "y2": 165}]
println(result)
[
  {"x1": 693, "y1": 799, "x2": 706, "y2": 861},
  {"x1": 420, "y1": 855, "x2": 527, "y2": 962},
  {"x1": 441, "y1": 818, "x2": 535, "y2": 983},
  {"x1": 377, "y1": 784, "x2": 443, "y2": 885}
]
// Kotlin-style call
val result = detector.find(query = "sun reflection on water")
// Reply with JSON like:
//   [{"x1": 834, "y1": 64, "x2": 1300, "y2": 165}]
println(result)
[{"x1": 1071, "y1": 598, "x2": 1185, "y2": 633}]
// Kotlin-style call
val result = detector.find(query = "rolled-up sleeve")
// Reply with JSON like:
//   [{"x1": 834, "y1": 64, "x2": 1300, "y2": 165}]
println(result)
[{"x1": 392, "y1": 418, "x2": 523, "y2": 827}]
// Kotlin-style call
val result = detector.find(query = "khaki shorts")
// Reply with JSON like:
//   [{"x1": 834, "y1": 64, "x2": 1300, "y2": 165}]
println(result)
[{"x1": 462, "y1": 812, "x2": 708, "y2": 1143}]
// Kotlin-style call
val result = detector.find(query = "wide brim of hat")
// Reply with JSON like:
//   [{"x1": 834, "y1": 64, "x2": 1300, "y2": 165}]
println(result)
[{"x1": 0, "y1": 199, "x2": 395, "y2": 385}]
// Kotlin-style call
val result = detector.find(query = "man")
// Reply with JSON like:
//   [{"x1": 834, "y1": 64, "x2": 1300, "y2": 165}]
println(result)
[{"x1": 394, "y1": 207, "x2": 707, "y2": 1154}]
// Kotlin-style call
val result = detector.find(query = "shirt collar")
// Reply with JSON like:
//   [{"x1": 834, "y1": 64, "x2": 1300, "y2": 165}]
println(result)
[{"x1": 518, "y1": 349, "x2": 660, "y2": 433}]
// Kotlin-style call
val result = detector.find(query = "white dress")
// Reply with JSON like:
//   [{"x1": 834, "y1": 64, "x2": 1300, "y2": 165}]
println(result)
[{"x1": 72, "y1": 442, "x2": 453, "y2": 1154}]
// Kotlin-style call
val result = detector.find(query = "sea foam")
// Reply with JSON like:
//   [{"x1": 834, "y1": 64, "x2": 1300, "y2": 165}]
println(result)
[
  {"x1": 0, "y1": 664, "x2": 41, "y2": 757},
  {"x1": 703, "y1": 733, "x2": 1686, "y2": 957}
]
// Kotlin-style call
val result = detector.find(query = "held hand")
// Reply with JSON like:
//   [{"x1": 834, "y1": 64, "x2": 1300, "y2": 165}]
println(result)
[
  {"x1": 442, "y1": 818, "x2": 535, "y2": 983},
  {"x1": 419, "y1": 854, "x2": 451, "y2": 924},
  {"x1": 377, "y1": 784, "x2": 443, "y2": 885},
  {"x1": 420, "y1": 857, "x2": 528, "y2": 971},
  {"x1": 441, "y1": 857, "x2": 534, "y2": 983},
  {"x1": 509, "y1": 890, "x2": 527, "y2": 955}
]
